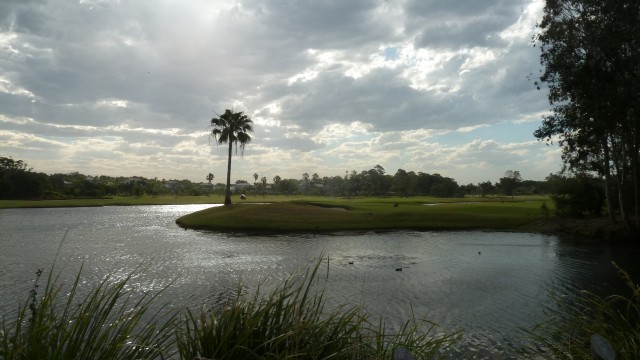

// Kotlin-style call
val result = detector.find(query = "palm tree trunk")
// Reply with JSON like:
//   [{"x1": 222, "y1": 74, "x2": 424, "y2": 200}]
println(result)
[{"x1": 225, "y1": 141, "x2": 233, "y2": 205}]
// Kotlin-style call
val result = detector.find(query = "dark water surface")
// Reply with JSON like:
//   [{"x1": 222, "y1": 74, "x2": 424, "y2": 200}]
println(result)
[{"x1": 1, "y1": 205, "x2": 638, "y2": 357}]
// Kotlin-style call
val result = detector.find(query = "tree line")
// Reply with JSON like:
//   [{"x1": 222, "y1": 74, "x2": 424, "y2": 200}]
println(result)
[
  {"x1": 2, "y1": 154, "x2": 612, "y2": 219},
  {"x1": 2, "y1": 155, "x2": 551, "y2": 200},
  {"x1": 0, "y1": 156, "x2": 210, "y2": 199}
]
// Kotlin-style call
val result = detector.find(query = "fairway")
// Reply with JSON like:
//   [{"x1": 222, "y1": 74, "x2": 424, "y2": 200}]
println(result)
[{"x1": 176, "y1": 196, "x2": 549, "y2": 233}]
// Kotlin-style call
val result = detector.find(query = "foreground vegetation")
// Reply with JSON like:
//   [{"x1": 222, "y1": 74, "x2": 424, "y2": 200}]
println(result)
[
  {"x1": 1, "y1": 259, "x2": 460, "y2": 360},
  {"x1": 176, "y1": 196, "x2": 549, "y2": 233},
  {"x1": 3, "y1": 258, "x2": 638, "y2": 359},
  {"x1": 521, "y1": 263, "x2": 640, "y2": 359}
]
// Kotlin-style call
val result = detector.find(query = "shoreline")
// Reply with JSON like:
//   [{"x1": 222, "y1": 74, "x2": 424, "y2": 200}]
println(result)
[{"x1": 3, "y1": 196, "x2": 633, "y2": 243}]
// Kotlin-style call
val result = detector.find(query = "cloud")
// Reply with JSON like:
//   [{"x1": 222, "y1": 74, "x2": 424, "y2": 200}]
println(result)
[{"x1": 0, "y1": 0, "x2": 560, "y2": 184}]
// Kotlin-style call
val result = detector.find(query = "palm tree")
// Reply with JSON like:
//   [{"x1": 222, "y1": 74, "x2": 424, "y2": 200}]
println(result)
[
  {"x1": 273, "y1": 175, "x2": 281, "y2": 195},
  {"x1": 260, "y1": 176, "x2": 267, "y2": 196},
  {"x1": 210, "y1": 109, "x2": 254, "y2": 205},
  {"x1": 205, "y1": 173, "x2": 214, "y2": 196},
  {"x1": 253, "y1": 172, "x2": 259, "y2": 195}
]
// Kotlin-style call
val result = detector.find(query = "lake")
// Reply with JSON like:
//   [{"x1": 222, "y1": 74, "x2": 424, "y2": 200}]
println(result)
[{"x1": 1, "y1": 204, "x2": 638, "y2": 357}]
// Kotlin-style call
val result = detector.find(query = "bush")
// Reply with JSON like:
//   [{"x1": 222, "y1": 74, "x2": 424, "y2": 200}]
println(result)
[{"x1": 546, "y1": 173, "x2": 605, "y2": 218}]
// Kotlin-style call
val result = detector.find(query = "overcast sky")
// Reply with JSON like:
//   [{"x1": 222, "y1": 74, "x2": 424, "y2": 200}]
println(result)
[{"x1": 0, "y1": 0, "x2": 561, "y2": 185}]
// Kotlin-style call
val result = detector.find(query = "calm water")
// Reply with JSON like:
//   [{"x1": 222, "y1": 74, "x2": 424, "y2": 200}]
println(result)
[{"x1": 1, "y1": 205, "x2": 638, "y2": 357}]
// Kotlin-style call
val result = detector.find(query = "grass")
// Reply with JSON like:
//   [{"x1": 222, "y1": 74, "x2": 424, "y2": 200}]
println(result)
[
  {"x1": 0, "y1": 264, "x2": 176, "y2": 359},
  {"x1": 0, "y1": 194, "x2": 546, "y2": 209},
  {"x1": 176, "y1": 196, "x2": 549, "y2": 233},
  {"x1": 520, "y1": 262, "x2": 640, "y2": 359},
  {"x1": 176, "y1": 258, "x2": 461, "y2": 359},
  {"x1": 0, "y1": 195, "x2": 227, "y2": 208},
  {"x1": 1, "y1": 257, "x2": 461, "y2": 360}
]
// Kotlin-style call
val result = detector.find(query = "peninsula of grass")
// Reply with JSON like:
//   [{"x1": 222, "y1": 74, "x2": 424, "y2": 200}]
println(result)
[{"x1": 176, "y1": 196, "x2": 549, "y2": 233}]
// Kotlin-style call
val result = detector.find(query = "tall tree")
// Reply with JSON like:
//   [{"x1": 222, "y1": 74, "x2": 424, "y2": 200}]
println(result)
[
  {"x1": 260, "y1": 176, "x2": 267, "y2": 196},
  {"x1": 205, "y1": 173, "x2": 214, "y2": 196},
  {"x1": 273, "y1": 175, "x2": 281, "y2": 195},
  {"x1": 499, "y1": 170, "x2": 522, "y2": 198},
  {"x1": 534, "y1": 0, "x2": 640, "y2": 232},
  {"x1": 210, "y1": 109, "x2": 254, "y2": 205}
]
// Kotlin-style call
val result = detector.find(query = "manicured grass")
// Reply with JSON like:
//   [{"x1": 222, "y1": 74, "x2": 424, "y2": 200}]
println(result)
[
  {"x1": 176, "y1": 196, "x2": 549, "y2": 233},
  {"x1": 0, "y1": 195, "x2": 226, "y2": 208},
  {"x1": 0, "y1": 194, "x2": 548, "y2": 209}
]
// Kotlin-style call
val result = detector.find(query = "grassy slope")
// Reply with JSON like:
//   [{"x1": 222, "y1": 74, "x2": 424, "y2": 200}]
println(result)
[{"x1": 176, "y1": 196, "x2": 548, "y2": 233}]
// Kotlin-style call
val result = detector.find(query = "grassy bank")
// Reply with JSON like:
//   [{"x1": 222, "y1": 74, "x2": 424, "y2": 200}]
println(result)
[
  {"x1": 0, "y1": 195, "x2": 227, "y2": 208},
  {"x1": 176, "y1": 196, "x2": 549, "y2": 233},
  {"x1": 0, "y1": 194, "x2": 545, "y2": 209}
]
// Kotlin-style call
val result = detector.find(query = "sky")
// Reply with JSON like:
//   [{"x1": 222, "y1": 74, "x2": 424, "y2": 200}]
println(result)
[{"x1": 0, "y1": 0, "x2": 562, "y2": 185}]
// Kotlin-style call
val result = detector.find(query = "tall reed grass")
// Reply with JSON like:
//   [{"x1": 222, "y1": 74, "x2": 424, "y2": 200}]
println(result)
[
  {"x1": 176, "y1": 260, "x2": 461, "y2": 359},
  {"x1": 1, "y1": 258, "x2": 460, "y2": 360},
  {"x1": 521, "y1": 262, "x2": 640, "y2": 359},
  {"x1": 0, "y1": 264, "x2": 176, "y2": 359}
]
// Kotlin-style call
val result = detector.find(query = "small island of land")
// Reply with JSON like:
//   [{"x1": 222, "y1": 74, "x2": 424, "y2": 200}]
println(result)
[
  {"x1": 176, "y1": 196, "x2": 547, "y2": 233},
  {"x1": 177, "y1": 195, "x2": 626, "y2": 241}
]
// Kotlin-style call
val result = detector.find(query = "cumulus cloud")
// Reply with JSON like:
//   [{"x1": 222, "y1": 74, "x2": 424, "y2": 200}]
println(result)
[{"x1": 0, "y1": 0, "x2": 560, "y2": 183}]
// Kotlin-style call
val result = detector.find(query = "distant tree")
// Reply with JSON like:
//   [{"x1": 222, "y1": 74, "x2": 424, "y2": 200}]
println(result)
[
  {"x1": 478, "y1": 181, "x2": 494, "y2": 197},
  {"x1": 210, "y1": 109, "x2": 254, "y2": 205},
  {"x1": 278, "y1": 178, "x2": 298, "y2": 195},
  {"x1": 462, "y1": 183, "x2": 479, "y2": 197},
  {"x1": 302, "y1": 173, "x2": 310, "y2": 194},
  {"x1": 273, "y1": 175, "x2": 281, "y2": 195},
  {"x1": 392, "y1": 169, "x2": 417, "y2": 196},
  {"x1": 359, "y1": 165, "x2": 391, "y2": 196},
  {"x1": 260, "y1": 176, "x2": 267, "y2": 196},
  {"x1": 499, "y1": 170, "x2": 522, "y2": 198},
  {"x1": 0, "y1": 156, "x2": 30, "y2": 172},
  {"x1": 428, "y1": 173, "x2": 459, "y2": 197},
  {"x1": 0, "y1": 156, "x2": 48, "y2": 199},
  {"x1": 205, "y1": 173, "x2": 214, "y2": 195}
]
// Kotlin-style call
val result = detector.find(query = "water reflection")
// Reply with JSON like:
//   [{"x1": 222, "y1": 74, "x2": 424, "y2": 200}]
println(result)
[{"x1": 1, "y1": 205, "x2": 638, "y2": 356}]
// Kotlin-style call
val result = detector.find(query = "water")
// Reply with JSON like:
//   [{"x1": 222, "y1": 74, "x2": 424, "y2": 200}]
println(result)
[{"x1": 1, "y1": 205, "x2": 638, "y2": 357}]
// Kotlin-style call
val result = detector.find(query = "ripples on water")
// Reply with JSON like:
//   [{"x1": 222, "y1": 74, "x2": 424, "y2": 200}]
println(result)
[{"x1": 1, "y1": 204, "x2": 638, "y2": 357}]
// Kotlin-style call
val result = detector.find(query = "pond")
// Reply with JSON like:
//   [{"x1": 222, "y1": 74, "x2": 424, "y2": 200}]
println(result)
[{"x1": 1, "y1": 205, "x2": 638, "y2": 357}]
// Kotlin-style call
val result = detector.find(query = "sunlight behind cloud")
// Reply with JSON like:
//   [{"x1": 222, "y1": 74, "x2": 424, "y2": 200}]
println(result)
[{"x1": 0, "y1": 0, "x2": 561, "y2": 183}]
